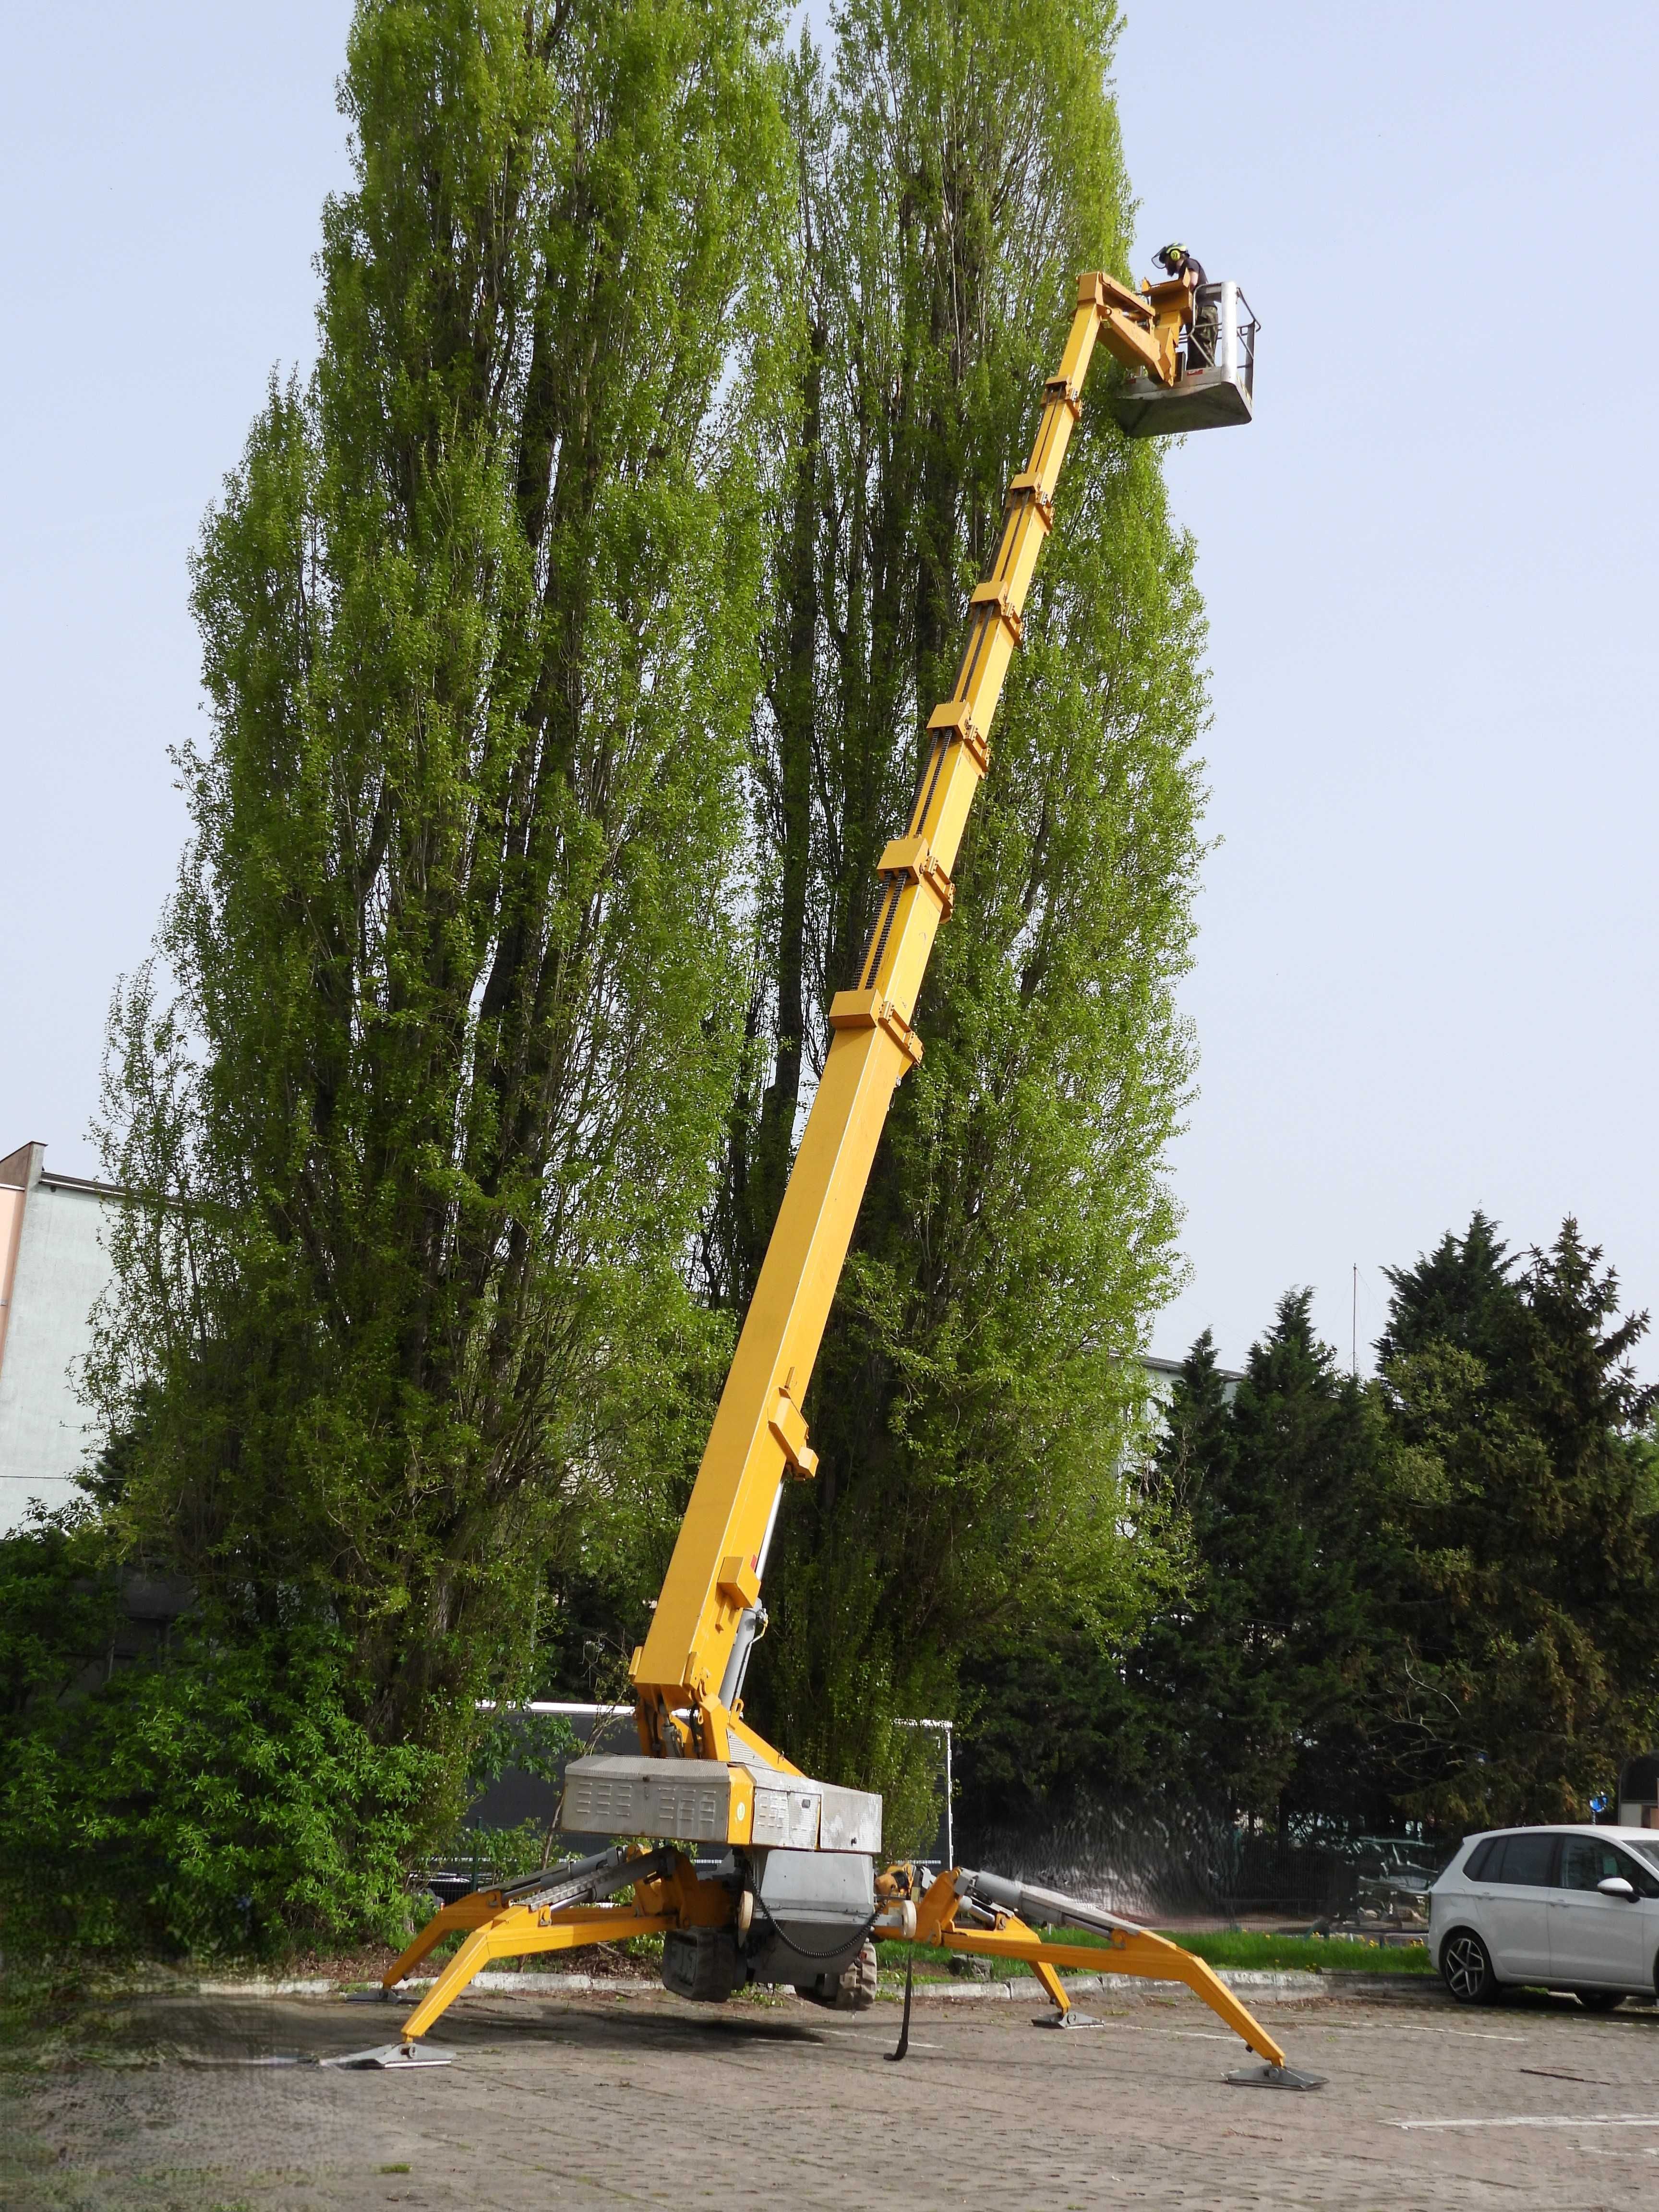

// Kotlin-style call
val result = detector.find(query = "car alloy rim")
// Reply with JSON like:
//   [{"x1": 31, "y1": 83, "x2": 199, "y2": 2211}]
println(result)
[{"x1": 1444, "y1": 1935, "x2": 1484, "y2": 1998}]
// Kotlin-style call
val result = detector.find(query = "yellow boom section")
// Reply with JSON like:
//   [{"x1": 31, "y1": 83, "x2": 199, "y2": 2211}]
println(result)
[{"x1": 633, "y1": 274, "x2": 1151, "y2": 1744}]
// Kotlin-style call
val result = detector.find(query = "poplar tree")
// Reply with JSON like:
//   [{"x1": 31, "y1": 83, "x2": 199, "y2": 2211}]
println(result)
[
  {"x1": 719, "y1": 0, "x2": 1210, "y2": 1815},
  {"x1": 94, "y1": 0, "x2": 790, "y2": 1793}
]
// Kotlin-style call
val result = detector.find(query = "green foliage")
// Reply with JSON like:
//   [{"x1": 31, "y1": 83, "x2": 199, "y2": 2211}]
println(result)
[
  {"x1": 721, "y1": 0, "x2": 1206, "y2": 1813},
  {"x1": 0, "y1": 1512, "x2": 121, "y2": 1717},
  {"x1": 467, "y1": 1706, "x2": 579, "y2": 1797},
  {"x1": 0, "y1": 1521, "x2": 433, "y2": 1962},
  {"x1": 1369, "y1": 1216, "x2": 1659, "y2": 1826}
]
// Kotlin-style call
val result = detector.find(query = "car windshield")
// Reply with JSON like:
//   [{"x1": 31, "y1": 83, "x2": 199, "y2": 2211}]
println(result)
[{"x1": 1626, "y1": 1840, "x2": 1659, "y2": 1873}]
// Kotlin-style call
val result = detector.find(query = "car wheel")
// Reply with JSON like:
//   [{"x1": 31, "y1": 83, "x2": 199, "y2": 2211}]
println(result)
[
  {"x1": 1440, "y1": 1928, "x2": 1500, "y2": 2005},
  {"x1": 1574, "y1": 1990, "x2": 1623, "y2": 2012}
]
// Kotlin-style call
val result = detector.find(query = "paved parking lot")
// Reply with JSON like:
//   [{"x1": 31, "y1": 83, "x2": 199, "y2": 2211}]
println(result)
[{"x1": 9, "y1": 1978, "x2": 1659, "y2": 2210}]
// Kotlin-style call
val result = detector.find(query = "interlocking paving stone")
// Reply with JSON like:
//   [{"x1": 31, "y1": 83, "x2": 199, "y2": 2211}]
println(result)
[{"x1": 7, "y1": 1980, "x2": 1659, "y2": 2208}]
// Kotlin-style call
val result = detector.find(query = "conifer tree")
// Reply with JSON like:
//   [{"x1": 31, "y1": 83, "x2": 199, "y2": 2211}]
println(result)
[
  {"x1": 1112, "y1": 1302, "x2": 1382, "y2": 1826},
  {"x1": 1373, "y1": 1217, "x2": 1659, "y2": 1824},
  {"x1": 1212, "y1": 1294, "x2": 1381, "y2": 1825}
]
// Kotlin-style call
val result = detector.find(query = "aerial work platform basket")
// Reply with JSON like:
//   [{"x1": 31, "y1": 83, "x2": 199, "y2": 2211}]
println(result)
[{"x1": 1113, "y1": 280, "x2": 1257, "y2": 436}]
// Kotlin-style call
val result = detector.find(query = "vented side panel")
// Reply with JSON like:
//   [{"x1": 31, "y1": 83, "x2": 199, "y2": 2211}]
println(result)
[{"x1": 558, "y1": 1755, "x2": 733, "y2": 1844}]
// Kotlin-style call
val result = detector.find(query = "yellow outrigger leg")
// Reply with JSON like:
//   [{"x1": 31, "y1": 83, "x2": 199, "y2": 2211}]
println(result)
[
  {"x1": 902, "y1": 1866, "x2": 1291, "y2": 2068},
  {"x1": 373, "y1": 1847, "x2": 1311, "y2": 2087},
  {"x1": 373, "y1": 1847, "x2": 697, "y2": 2044}
]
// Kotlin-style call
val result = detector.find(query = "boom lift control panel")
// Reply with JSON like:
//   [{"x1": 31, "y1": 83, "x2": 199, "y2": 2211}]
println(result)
[{"x1": 368, "y1": 259, "x2": 1317, "y2": 2089}]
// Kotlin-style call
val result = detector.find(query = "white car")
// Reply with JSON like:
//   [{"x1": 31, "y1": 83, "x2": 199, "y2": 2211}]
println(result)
[{"x1": 1430, "y1": 1825, "x2": 1659, "y2": 2008}]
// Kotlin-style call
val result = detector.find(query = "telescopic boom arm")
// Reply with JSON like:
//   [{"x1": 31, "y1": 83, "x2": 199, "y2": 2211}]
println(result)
[{"x1": 630, "y1": 270, "x2": 1188, "y2": 1760}]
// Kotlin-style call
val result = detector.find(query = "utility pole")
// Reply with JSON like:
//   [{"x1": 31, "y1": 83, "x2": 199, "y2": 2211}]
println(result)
[{"x1": 1352, "y1": 1263, "x2": 1358, "y2": 1377}]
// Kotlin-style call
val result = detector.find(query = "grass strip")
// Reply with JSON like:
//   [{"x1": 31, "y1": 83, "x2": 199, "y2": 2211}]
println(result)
[{"x1": 885, "y1": 1926, "x2": 1430, "y2": 1980}]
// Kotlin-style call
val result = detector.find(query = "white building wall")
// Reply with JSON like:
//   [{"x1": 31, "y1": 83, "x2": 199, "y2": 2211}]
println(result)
[{"x1": 0, "y1": 1142, "x2": 117, "y2": 1532}]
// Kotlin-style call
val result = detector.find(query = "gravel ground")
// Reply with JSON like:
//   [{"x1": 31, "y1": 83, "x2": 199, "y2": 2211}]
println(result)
[{"x1": 7, "y1": 1977, "x2": 1659, "y2": 2210}]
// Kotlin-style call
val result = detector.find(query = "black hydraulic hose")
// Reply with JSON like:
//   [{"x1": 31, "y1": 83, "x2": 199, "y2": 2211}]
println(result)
[{"x1": 886, "y1": 1945, "x2": 914, "y2": 2062}]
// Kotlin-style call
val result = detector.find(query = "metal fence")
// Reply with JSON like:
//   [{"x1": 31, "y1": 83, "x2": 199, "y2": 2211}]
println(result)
[{"x1": 958, "y1": 1797, "x2": 1455, "y2": 1927}]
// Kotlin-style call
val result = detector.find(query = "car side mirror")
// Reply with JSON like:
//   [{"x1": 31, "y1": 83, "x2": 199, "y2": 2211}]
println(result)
[{"x1": 1597, "y1": 1876, "x2": 1637, "y2": 1901}]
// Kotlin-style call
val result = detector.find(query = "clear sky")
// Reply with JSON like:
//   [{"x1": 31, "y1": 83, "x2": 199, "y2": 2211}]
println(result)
[{"x1": 2, "y1": 3, "x2": 1653, "y2": 1377}]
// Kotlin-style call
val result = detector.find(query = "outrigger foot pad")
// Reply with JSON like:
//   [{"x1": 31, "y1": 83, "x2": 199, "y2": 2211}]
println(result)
[
  {"x1": 1225, "y1": 2062, "x2": 1325, "y2": 2092},
  {"x1": 1034, "y1": 2010, "x2": 1104, "y2": 2029},
  {"x1": 322, "y1": 2042, "x2": 453, "y2": 2070}
]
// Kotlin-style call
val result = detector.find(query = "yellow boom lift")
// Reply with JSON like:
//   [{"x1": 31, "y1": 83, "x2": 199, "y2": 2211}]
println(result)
[{"x1": 365, "y1": 260, "x2": 1309, "y2": 2088}]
